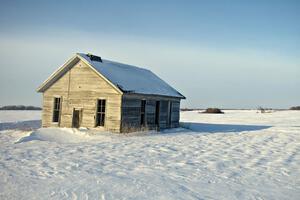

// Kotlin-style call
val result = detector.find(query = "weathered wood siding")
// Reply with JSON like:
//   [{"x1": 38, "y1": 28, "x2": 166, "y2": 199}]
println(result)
[
  {"x1": 159, "y1": 100, "x2": 169, "y2": 129},
  {"x1": 121, "y1": 98, "x2": 141, "y2": 131},
  {"x1": 146, "y1": 100, "x2": 156, "y2": 128},
  {"x1": 42, "y1": 60, "x2": 122, "y2": 132},
  {"x1": 121, "y1": 94, "x2": 181, "y2": 132},
  {"x1": 171, "y1": 101, "x2": 180, "y2": 128}
]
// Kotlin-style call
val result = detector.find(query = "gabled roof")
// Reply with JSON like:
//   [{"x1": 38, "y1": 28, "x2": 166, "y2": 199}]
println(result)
[{"x1": 37, "y1": 53, "x2": 185, "y2": 99}]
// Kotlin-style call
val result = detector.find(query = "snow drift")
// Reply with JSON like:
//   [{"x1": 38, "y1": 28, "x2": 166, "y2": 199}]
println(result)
[{"x1": 15, "y1": 128, "x2": 97, "y2": 144}]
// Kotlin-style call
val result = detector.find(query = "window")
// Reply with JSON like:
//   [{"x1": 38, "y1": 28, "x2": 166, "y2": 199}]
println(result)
[
  {"x1": 168, "y1": 101, "x2": 172, "y2": 126},
  {"x1": 140, "y1": 100, "x2": 146, "y2": 126},
  {"x1": 96, "y1": 99, "x2": 106, "y2": 126},
  {"x1": 52, "y1": 97, "x2": 61, "y2": 123}
]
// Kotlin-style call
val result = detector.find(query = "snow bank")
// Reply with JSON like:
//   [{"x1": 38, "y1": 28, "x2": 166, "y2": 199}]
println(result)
[
  {"x1": 14, "y1": 128, "x2": 156, "y2": 144},
  {"x1": 15, "y1": 128, "x2": 98, "y2": 144}
]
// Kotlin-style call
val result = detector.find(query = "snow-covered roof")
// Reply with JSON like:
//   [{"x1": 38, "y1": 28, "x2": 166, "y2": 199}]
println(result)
[{"x1": 77, "y1": 53, "x2": 185, "y2": 98}]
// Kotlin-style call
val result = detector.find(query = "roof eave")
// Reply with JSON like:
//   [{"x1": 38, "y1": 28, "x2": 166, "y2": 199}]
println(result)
[
  {"x1": 37, "y1": 53, "x2": 185, "y2": 100},
  {"x1": 36, "y1": 53, "x2": 124, "y2": 95},
  {"x1": 123, "y1": 92, "x2": 185, "y2": 100},
  {"x1": 36, "y1": 55, "x2": 80, "y2": 93}
]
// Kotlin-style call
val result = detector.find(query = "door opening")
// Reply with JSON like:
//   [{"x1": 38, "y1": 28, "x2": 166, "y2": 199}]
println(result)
[
  {"x1": 168, "y1": 101, "x2": 172, "y2": 127},
  {"x1": 155, "y1": 101, "x2": 160, "y2": 127},
  {"x1": 72, "y1": 109, "x2": 81, "y2": 128},
  {"x1": 140, "y1": 100, "x2": 146, "y2": 126}
]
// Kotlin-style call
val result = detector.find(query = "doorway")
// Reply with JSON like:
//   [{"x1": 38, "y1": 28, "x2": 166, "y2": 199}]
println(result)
[
  {"x1": 155, "y1": 101, "x2": 160, "y2": 127},
  {"x1": 72, "y1": 109, "x2": 81, "y2": 128}
]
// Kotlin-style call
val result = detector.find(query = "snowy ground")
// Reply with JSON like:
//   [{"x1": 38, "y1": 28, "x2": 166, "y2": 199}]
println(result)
[
  {"x1": 0, "y1": 110, "x2": 299, "y2": 199},
  {"x1": 0, "y1": 110, "x2": 41, "y2": 131}
]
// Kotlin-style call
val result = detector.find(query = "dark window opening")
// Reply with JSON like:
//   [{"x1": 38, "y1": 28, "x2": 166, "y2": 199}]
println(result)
[
  {"x1": 155, "y1": 101, "x2": 160, "y2": 125},
  {"x1": 168, "y1": 101, "x2": 172, "y2": 126},
  {"x1": 141, "y1": 100, "x2": 146, "y2": 126},
  {"x1": 96, "y1": 99, "x2": 106, "y2": 126},
  {"x1": 52, "y1": 97, "x2": 61, "y2": 122}
]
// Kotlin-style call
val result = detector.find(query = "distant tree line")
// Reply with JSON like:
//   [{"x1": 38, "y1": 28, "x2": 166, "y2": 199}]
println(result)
[
  {"x1": 180, "y1": 108, "x2": 196, "y2": 111},
  {"x1": 290, "y1": 106, "x2": 300, "y2": 110},
  {"x1": 202, "y1": 108, "x2": 224, "y2": 114},
  {"x1": 0, "y1": 105, "x2": 42, "y2": 110},
  {"x1": 181, "y1": 106, "x2": 300, "y2": 112}
]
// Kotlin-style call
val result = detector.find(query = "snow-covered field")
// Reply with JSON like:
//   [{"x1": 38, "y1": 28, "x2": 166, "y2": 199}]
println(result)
[
  {"x1": 0, "y1": 110, "x2": 299, "y2": 199},
  {"x1": 0, "y1": 110, "x2": 41, "y2": 131}
]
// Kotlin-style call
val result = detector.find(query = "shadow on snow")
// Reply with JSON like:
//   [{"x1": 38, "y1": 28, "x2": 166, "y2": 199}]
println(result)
[
  {"x1": 1, "y1": 120, "x2": 271, "y2": 136},
  {"x1": 179, "y1": 122, "x2": 272, "y2": 134}
]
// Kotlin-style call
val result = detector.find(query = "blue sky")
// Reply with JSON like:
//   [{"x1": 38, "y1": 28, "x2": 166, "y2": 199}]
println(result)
[{"x1": 0, "y1": 0, "x2": 299, "y2": 108}]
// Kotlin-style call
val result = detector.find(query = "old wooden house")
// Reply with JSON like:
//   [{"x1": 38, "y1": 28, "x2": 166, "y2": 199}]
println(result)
[{"x1": 37, "y1": 53, "x2": 185, "y2": 133}]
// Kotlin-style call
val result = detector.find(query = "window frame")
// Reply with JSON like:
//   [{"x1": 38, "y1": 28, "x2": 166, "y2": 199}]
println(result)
[
  {"x1": 95, "y1": 99, "x2": 106, "y2": 127},
  {"x1": 52, "y1": 97, "x2": 61, "y2": 123}
]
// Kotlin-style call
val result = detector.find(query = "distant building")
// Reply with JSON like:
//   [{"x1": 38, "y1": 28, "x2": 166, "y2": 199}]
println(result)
[{"x1": 37, "y1": 53, "x2": 185, "y2": 133}]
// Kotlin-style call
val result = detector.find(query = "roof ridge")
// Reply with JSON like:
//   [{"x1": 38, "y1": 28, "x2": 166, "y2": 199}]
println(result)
[{"x1": 77, "y1": 53, "x2": 148, "y2": 71}]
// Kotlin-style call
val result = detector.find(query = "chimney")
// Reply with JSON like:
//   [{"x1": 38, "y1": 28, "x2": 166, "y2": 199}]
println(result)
[{"x1": 87, "y1": 53, "x2": 102, "y2": 62}]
